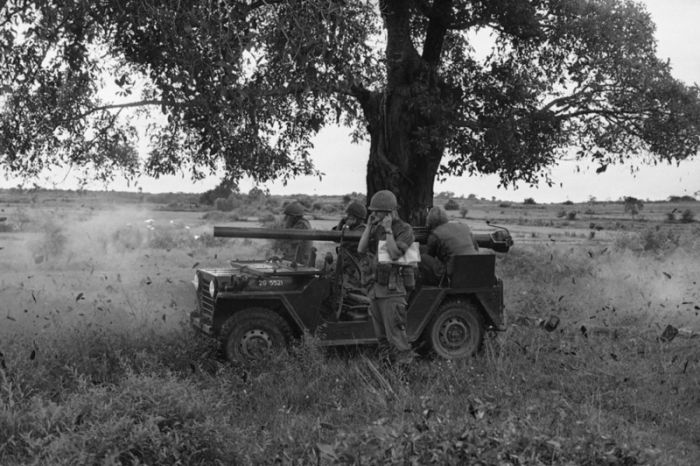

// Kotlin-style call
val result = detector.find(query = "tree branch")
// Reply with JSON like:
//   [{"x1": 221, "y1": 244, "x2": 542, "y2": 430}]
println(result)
[
  {"x1": 422, "y1": 0, "x2": 452, "y2": 65},
  {"x1": 77, "y1": 99, "x2": 164, "y2": 119}
]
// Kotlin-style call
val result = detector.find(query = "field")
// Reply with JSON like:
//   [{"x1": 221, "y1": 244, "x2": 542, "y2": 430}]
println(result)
[{"x1": 0, "y1": 189, "x2": 699, "y2": 465}]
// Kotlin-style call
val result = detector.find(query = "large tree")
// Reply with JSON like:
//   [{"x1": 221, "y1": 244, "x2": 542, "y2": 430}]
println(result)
[{"x1": 2, "y1": 0, "x2": 700, "y2": 223}]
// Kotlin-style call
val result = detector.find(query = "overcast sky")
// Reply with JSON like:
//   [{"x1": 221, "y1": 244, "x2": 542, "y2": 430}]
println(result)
[{"x1": 4, "y1": 0, "x2": 699, "y2": 202}]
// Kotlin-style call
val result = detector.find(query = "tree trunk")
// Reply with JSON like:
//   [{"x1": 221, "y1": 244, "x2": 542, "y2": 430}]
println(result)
[
  {"x1": 361, "y1": 0, "x2": 445, "y2": 226},
  {"x1": 364, "y1": 91, "x2": 443, "y2": 226}
]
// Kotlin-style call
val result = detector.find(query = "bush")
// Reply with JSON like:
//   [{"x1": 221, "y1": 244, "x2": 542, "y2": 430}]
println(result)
[
  {"x1": 199, "y1": 180, "x2": 236, "y2": 205},
  {"x1": 556, "y1": 210, "x2": 566, "y2": 218},
  {"x1": 680, "y1": 209, "x2": 695, "y2": 223},
  {"x1": 567, "y1": 211, "x2": 577, "y2": 220},
  {"x1": 623, "y1": 196, "x2": 644, "y2": 218},
  {"x1": 444, "y1": 199, "x2": 460, "y2": 210},
  {"x1": 562, "y1": 200, "x2": 574, "y2": 205},
  {"x1": 214, "y1": 197, "x2": 235, "y2": 212},
  {"x1": 523, "y1": 197, "x2": 537, "y2": 205},
  {"x1": 248, "y1": 187, "x2": 267, "y2": 202},
  {"x1": 499, "y1": 202, "x2": 511, "y2": 208},
  {"x1": 668, "y1": 195, "x2": 696, "y2": 202},
  {"x1": 459, "y1": 206, "x2": 469, "y2": 218}
]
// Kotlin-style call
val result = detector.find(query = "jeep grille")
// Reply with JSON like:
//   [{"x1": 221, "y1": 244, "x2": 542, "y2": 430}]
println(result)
[{"x1": 197, "y1": 276, "x2": 215, "y2": 324}]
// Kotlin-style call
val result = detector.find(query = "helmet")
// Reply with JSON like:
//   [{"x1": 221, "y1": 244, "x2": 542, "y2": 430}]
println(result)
[
  {"x1": 368, "y1": 190, "x2": 397, "y2": 211},
  {"x1": 345, "y1": 200, "x2": 367, "y2": 220},
  {"x1": 426, "y1": 206, "x2": 448, "y2": 229},
  {"x1": 283, "y1": 201, "x2": 305, "y2": 217}
]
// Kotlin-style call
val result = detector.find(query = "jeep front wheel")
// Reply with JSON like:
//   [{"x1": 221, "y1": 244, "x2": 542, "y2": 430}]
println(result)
[
  {"x1": 220, "y1": 308, "x2": 292, "y2": 362},
  {"x1": 427, "y1": 301, "x2": 484, "y2": 359}
]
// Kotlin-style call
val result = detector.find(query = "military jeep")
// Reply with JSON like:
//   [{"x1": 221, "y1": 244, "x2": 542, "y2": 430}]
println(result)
[{"x1": 190, "y1": 225, "x2": 512, "y2": 361}]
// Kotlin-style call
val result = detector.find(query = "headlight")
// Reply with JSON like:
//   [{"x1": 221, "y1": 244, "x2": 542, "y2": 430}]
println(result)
[
  {"x1": 209, "y1": 279, "x2": 217, "y2": 298},
  {"x1": 192, "y1": 272, "x2": 199, "y2": 290}
]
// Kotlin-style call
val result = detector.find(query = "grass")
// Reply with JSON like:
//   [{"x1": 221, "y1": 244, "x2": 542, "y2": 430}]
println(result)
[
  {"x1": 1, "y1": 195, "x2": 699, "y2": 464},
  {"x1": 2, "y1": 319, "x2": 698, "y2": 464}
]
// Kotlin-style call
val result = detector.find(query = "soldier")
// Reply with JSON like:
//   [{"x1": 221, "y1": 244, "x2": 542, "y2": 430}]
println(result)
[
  {"x1": 333, "y1": 200, "x2": 367, "y2": 233},
  {"x1": 419, "y1": 206, "x2": 479, "y2": 286},
  {"x1": 357, "y1": 190, "x2": 416, "y2": 364},
  {"x1": 280, "y1": 201, "x2": 313, "y2": 265},
  {"x1": 329, "y1": 200, "x2": 368, "y2": 285}
]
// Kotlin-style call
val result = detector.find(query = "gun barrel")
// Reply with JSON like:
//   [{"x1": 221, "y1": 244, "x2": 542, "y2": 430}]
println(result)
[{"x1": 213, "y1": 226, "x2": 512, "y2": 252}]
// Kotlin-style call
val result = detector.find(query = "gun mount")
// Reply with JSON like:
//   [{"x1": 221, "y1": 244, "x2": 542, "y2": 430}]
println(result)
[{"x1": 213, "y1": 225, "x2": 513, "y2": 252}]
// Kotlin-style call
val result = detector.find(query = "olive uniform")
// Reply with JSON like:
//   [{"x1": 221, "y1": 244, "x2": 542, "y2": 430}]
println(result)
[
  {"x1": 359, "y1": 191, "x2": 415, "y2": 363},
  {"x1": 420, "y1": 206, "x2": 478, "y2": 285},
  {"x1": 331, "y1": 200, "x2": 368, "y2": 288},
  {"x1": 281, "y1": 202, "x2": 313, "y2": 265}
]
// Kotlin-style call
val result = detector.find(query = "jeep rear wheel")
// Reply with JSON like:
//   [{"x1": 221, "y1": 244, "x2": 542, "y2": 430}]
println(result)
[
  {"x1": 220, "y1": 308, "x2": 292, "y2": 362},
  {"x1": 427, "y1": 301, "x2": 484, "y2": 359}
]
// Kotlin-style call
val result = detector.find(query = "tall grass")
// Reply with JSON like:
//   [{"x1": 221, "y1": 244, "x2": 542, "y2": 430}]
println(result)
[{"x1": 2, "y1": 311, "x2": 698, "y2": 464}]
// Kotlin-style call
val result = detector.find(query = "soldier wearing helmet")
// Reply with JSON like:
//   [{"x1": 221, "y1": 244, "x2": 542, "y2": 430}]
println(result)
[
  {"x1": 280, "y1": 201, "x2": 313, "y2": 265},
  {"x1": 325, "y1": 199, "x2": 369, "y2": 311},
  {"x1": 333, "y1": 200, "x2": 367, "y2": 233},
  {"x1": 358, "y1": 190, "x2": 416, "y2": 365},
  {"x1": 419, "y1": 206, "x2": 479, "y2": 285}
]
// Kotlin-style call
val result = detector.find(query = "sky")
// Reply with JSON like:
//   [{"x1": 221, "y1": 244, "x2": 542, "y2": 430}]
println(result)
[{"x1": 3, "y1": 0, "x2": 700, "y2": 202}]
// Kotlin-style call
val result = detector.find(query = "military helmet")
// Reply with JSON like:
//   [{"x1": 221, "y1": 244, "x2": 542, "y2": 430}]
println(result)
[
  {"x1": 345, "y1": 200, "x2": 367, "y2": 220},
  {"x1": 368, "y1": 190, "x2": 397, "y2": 211},
  {"x1": 426, "y1": 206, "x2": 449, "y2": 229},
  {"x1": 283, "y1": 201, "x2": 305, "y2": 217}
]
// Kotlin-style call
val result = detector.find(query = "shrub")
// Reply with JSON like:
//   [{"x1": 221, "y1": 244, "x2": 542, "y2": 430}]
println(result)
[
  {"x1": 214, "y1": 197, "x2": 235, "y2": 212},
  {"x1": 459, "y1": 206, "x2": 469, "y2": 218},
  {"x1": 444, "y1": 199, "x2": 460, "y2": 210},
  {"x1": 584, "y1": 208, "x2": 595, "y2": 215},
  {"x1": 499, "y1": 202, "x2": 511, "y2": 208},
  {"x1": 248, "y1": 187, "x2": 267, "y2": 202},
  {"x1": 623, "y1": 196, "x2": 644, "y2": 218},
  {"x1": 567, "y1": 211, "x2": 577, "y2": 220},
  {"x1": 556, "y1": 209, "x2": 567, "y2": 218},
  {"x1": 680, "y1": 209, "x2": 695, "y2": 223},
  {"x1": 668, "y1": 195, "x2": 696, "y2": 202},
  {"x1": 199, "y1": 180, "x2": 236, "y2": 205},
  {"x1": 523, "y1": 197, "x2": 537, "y2": 205},
  {"x1": 111, "y1": 225, "x2": 145, "y2": 250},
  {"x1": 36, "y1": 221, "x2": 67, "y2": 259},
  {"x1": 562, "y1": 200, "x2": 574, "y2": 205},
  {"x1": 296, "y1": 195, "x2": 314, "y2": 209}
]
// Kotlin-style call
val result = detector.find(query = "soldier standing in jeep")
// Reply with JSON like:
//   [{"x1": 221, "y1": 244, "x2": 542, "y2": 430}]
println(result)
[
  {"x1": 328, "y1": 200, "x2": 369, "y2": 292},
  {"x1": 280, "y1": 201, "x2": 312, "y2": 265},
  {"x1": 358, "y1": 190, "x2": 416, "y2": 365}
]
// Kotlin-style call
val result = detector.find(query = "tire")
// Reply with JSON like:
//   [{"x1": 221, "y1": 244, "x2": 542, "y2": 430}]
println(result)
[
  {"x1": 220, "y1": 308, "x2": 292, "y2": 362},
  {"x1": 426, "y1": 300, "x2": 485, "y2": 359}
]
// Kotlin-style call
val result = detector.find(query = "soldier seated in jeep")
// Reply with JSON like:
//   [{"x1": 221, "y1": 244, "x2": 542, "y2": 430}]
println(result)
[{"x1": 419, "y1": 206, "x2": 480, "y2": 287}]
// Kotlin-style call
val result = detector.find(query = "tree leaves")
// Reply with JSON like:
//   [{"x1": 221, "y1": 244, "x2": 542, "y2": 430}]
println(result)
[{"x1": 2, "y1": 0, "x2": 699, "y2": 211}]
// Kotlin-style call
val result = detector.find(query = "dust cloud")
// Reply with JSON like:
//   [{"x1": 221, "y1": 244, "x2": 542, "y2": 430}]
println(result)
[{"x1": 1, "y1": 204, "x2": 210, "y2": 343}]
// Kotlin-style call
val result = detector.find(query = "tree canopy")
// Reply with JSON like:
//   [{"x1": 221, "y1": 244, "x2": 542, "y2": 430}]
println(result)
[{"x1": 2, "y1": 0, "x2": 699, "y2": 222}]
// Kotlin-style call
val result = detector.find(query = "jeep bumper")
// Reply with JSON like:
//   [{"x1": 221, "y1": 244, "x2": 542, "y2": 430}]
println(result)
[{"x1": 190, "y1": 311, "x2": 212, "y2": 335}]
